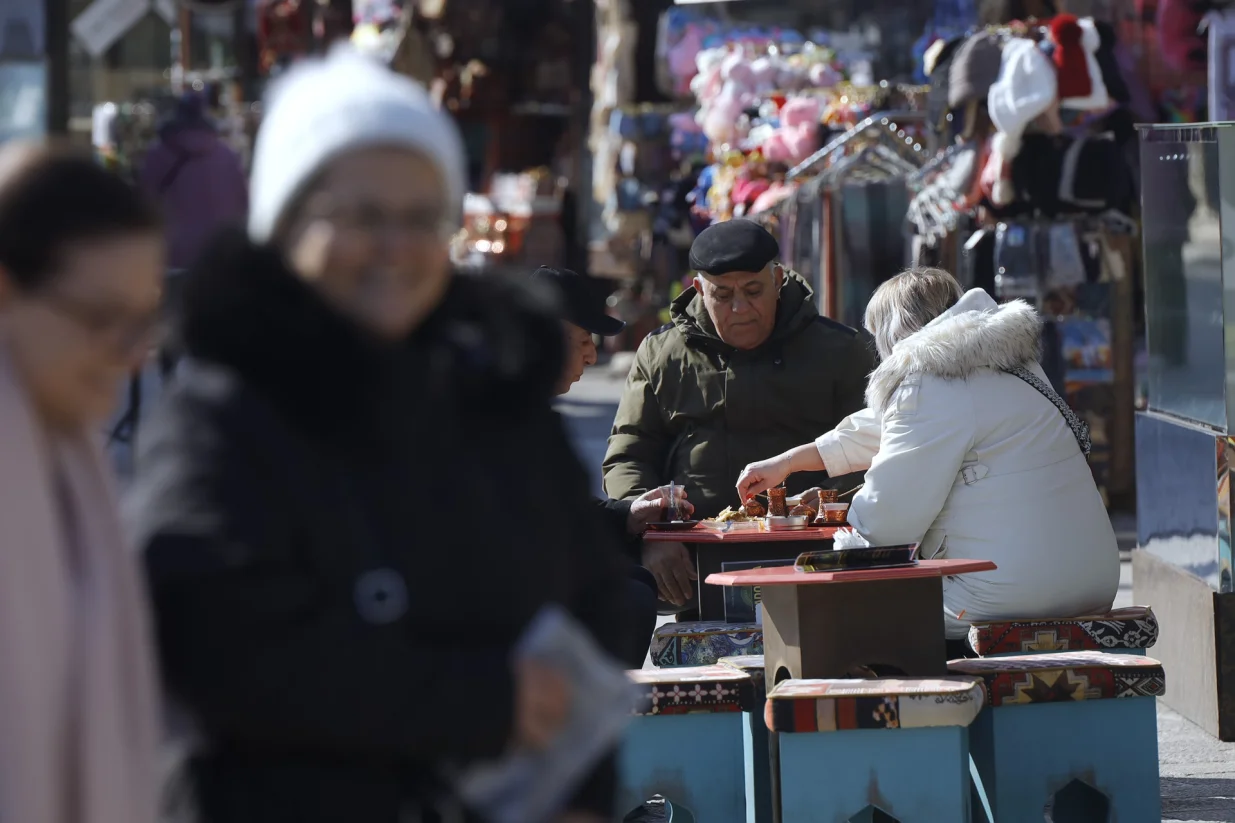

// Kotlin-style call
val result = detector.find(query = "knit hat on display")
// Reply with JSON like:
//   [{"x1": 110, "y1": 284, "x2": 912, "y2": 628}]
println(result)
[
  {"x1": 986, "y1": 37, "x2": 1057, "y2": 207},
  {"x1": 247, "y1": 44, "x2": 466, "y2": 243},
  {"x1": 948, "y1": 31, "x2": 1005, "y2": 109},
  {"x1": 1060, "y1": 17, "x2": 1111, "y2": 110},
  {"x1": 1049, "y1": 15, "x2": 1092, "y2": 99},
  {"x1": 988, "y1": 37, "x2": 1057, "y2": 144}
]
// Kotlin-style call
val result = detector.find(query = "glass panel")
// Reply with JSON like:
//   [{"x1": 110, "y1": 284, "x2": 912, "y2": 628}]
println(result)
[
  {"x1": 0, "y1": 62, "x2": 45, "y2": 142},
  {"x1": 1140, "y1": 129, "x2": 1227, "y2": 429},
  {"x1": 1136, "y1": 413, "x2": 1221, "y2": 589}
]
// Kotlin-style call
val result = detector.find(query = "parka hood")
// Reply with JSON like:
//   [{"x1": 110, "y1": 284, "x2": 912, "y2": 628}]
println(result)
[{"x1": 865, "y1": 288, "x2": 1041, "y2": 411}]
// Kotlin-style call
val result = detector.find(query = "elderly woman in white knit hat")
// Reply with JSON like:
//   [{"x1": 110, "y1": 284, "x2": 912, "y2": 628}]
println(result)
[
  {"x1": 737, "y1": 268, "x2": 1119, "y2": 656},
  {"x1": 127, "y1": 47, "x2": 626, "y2": 823}
]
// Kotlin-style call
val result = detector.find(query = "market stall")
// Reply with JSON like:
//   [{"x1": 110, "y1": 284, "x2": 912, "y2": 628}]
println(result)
[
  {"x1": 587, "y1": 0, "x2": 934, "y2": 346},
  {"x1": 896, "y1": 9, "x2": 1146, "y2": 510}
]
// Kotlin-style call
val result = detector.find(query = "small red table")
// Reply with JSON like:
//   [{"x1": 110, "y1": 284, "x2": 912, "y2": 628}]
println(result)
[
  {"x1": 644, "y1": 526, "x2": 839, "y2": 621},
  {"x1": 706, "y1": 559, "x2": 997, "y2": 680}
]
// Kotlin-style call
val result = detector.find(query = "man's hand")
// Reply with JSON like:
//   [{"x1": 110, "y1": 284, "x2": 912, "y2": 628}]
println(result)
[
  {"x1": 640, "y1": 541, "x2": 697, "y2": 605},
  {"x1": 627, "y1": 485, "x2": 695, "y2": 534},
  {"x1": 512, "y1": 659, "x2": 571, "y2": 751},
  {"x1": 736, "y1": 453, "x2": 795, "y2": 502},
  {"x1": 791, "y1": 487, "x2": 824, "y2": 508}
]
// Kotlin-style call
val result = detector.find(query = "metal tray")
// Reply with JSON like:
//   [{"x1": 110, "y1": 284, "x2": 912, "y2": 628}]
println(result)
[{"x1": 767, "y1": 515, "x2": 812, "y2": 531}]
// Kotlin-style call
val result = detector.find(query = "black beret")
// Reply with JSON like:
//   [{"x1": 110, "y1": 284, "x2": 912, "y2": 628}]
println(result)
[{"x1": 689, "y1": 219, "x2": 780, "y2": 275}]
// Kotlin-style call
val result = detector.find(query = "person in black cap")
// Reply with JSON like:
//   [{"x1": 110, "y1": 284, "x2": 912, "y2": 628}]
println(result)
[
  {"x1": 533, "y1": 265, "x2": 694, "y2": 664},
  {"x1": 602, "y1": 219, "x2": 875, "y2": 610}
]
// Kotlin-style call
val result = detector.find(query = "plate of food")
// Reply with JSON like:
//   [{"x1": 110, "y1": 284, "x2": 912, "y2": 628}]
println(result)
[{"x1": 702, "y1": 504, "x2": 763, "y2": 532}]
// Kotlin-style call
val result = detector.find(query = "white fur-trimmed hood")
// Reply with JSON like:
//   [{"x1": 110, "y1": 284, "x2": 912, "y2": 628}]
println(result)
[{"x1": 865, "y1": 288, "x2": 1041, "y2": 410}]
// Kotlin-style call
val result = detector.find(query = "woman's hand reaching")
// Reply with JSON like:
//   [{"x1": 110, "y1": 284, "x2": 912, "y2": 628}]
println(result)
[
  {"x1": 736, "y1": 454, "x2": 794, "y2": 502},
  {"x1": 736, "y1": 443, "x2": 828, "y2": 503}
]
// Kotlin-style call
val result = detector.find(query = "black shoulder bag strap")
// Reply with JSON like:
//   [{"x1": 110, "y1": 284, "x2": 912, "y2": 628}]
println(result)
[{"x1": 1003, "y1": 365, "x2": 1092, "y2": 458}]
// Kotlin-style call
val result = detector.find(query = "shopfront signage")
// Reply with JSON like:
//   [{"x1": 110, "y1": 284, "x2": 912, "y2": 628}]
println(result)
[{"x1": 71, "y1": 0, "x2": 150, "y2": 57}]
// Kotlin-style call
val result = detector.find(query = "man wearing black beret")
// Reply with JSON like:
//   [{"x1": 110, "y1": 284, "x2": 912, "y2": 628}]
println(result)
[{"x1": 602, "y1": 219, "x2": 876, "y2": 608}]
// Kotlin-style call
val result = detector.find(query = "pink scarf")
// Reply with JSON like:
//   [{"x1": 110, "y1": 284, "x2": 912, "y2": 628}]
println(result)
[{"x1": 0, "y1": 345, "x2": 160, "y2": 823}]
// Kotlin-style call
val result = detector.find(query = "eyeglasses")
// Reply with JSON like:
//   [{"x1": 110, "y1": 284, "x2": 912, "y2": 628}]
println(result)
[
  {"x1": 307, "y1": 201, "x2": 457, "y2": 239},
  {"x1": 40, "y1": 290, "x2": 164, "y2": 355}
]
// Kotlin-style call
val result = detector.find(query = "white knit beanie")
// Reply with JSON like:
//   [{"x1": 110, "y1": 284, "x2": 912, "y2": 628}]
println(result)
[
  {"x1": 986, "y1": 37, "x2": 1057, "y2": 206},
  {"x1": 248, "y1": 44, "x2": 467, "y2": 243}
]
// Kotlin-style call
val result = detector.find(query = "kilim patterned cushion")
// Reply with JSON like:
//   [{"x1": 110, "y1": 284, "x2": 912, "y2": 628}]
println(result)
[
  {"x1": 719, "y1": 655, "x2": 766, "y2": 712},
  {"x1": 628, "y1": 665, "x2": 753, "y2": 716},
  {"x1": 719, "y1": 654, "x2": 766, "y2": 685},
  {"x1": 948, "y1": 651, "x2": 1166, "y2": 708},
  {"x1": 650, "y1": 621, "x2": 763, "y2": 668},
  {"x1": 765, "y1": 677, "x2": 986, "y2": 733},
  {"x1": 967, "y1": 606, "x2": 1159, "y2": 656}
]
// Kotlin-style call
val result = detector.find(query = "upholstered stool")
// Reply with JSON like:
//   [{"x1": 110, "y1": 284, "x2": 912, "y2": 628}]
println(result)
[
  {"x1": 650, "y1": 620, "x2": 763, "y2": 667},
  {"x1": 949, "y1": 651, "x2": 1165, "y2": 823},
  {"x1": 766, "y1": 676, "x2": 986, "y2": 822},
  {"x1": 967, "y1": 606, "x2": 1158, "y2": 657},
  {"x1": 720, "y1": 655, "x2": 772, "y2": 822},
  {"x1": 618, "y1": 666, "x2": 755, "y2": 822}
]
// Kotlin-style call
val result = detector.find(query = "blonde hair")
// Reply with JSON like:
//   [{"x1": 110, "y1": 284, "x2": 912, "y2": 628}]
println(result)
[{"x1": 864, "y1": 267, "x2": 964, "y2": 359}]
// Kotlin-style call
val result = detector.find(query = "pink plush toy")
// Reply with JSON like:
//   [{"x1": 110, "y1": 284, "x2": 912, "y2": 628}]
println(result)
[
  {"x1": 749, "y1": 56, "x2": 781, "y2": 92},
  {"x1": 779, "y1": 96, "x2": 822, "y2": 130},
  {"x1": 720, "y1": 50, "x2": 755, "y2": 89},
  {"x1": 702, "y1": 85, "x2": 746, "y2": 145},
  {"x1": 690, "y1": 61, "x2": 722, "y2": 105},
  {"x1": 782, "y1": 124, "x2": 820, "y2": 164},
  {"x1": 761, "y1": 124, "x2": 819, "y2": 165},
  {"x1": 762, "y1": 130, "x2": 792, "y2": 163},
  {"x1": 808, "y1": 62, "x2": 842, "y2": 89},
  {"x1": 668, "y1": 26, "x2": 705, "y2": 94}
]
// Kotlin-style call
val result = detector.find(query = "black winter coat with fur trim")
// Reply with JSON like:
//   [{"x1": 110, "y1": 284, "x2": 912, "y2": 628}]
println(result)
[{"x1": 127, "y1": 229, "x2": 629, "y2": 823}]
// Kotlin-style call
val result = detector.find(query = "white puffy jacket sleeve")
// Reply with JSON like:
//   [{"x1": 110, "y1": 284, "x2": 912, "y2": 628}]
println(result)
[
  {"x1": 814, "y1": 407, "x2": 881, "y2": 476},
  {"x1": 846, "y1": 377, "x2": 975, "y2": 547}
]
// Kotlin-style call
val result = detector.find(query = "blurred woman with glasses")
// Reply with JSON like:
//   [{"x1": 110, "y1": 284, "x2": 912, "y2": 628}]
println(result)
[
  {"x1": 0, "y1": 143, "x2": 163, "y2": 823},
  {"x1": 127, "y1": 48, "x2": 627, "y2": 823}
]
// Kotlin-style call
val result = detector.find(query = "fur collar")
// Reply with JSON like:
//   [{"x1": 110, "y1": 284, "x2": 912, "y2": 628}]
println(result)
[
  {"x1": 865, "y1": 289, "x2": 1041, "y2": 411},
  {"x1": 177, "y1": 227, "x2": 563, "y2": 439}
]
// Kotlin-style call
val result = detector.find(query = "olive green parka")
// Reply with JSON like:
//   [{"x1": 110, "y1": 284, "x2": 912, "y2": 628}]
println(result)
[{"x1": 602, "y1": 273, "x2": 876, "y2": 519}]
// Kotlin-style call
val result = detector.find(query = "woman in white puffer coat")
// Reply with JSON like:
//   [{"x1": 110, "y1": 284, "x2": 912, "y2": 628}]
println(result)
[{"x1": 737, "y1": 267, "x2": 1119, "y2": 642}]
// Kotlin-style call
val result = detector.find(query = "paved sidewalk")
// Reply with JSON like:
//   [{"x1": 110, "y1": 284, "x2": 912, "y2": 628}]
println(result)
[{"x1": 1160, "y1": 704, "x2": 1235, "y2": 822}]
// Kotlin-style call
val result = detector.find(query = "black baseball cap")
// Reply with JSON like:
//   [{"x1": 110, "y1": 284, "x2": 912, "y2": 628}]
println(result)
[{"x1": 531, "y1": 266, "x2": 626, "y2": 337}]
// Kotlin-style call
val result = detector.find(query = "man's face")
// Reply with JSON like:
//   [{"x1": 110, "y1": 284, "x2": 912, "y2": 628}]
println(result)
[
  {"x1": 556, "y1": 321, "x2": 598, "y2": 395},
  {"x1": 695, "y1": 264, "x2": 783, "y2": 350}
]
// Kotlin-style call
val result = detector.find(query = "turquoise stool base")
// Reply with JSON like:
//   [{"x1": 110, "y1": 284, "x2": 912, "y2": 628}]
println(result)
[
  {"x1": 720, "y1": 655, "x2": 772, "y2": 823},
  {"x1": 968, "y1": 697, "x2": 1161, "y2": 823},
  {"x1": 779, "y1": 726, "x2": 972, "y2": 822},
  {"x1": 618, "y1": 712, "x2": 753, "y2": 823}
]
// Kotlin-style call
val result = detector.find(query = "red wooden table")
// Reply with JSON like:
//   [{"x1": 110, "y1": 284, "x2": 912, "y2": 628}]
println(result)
[
  {"x1": 643, "y1": 526, "x2": 840, "y2": 543},
  {"x1": 706, "y1": 559, "x2": 998, "y2": 680},
  {"x1": 644, "y1": 526, "x2": 839, "y2": 621}
]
